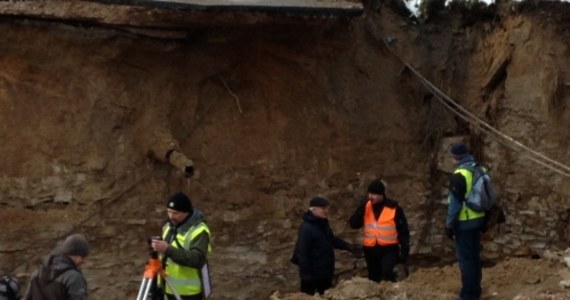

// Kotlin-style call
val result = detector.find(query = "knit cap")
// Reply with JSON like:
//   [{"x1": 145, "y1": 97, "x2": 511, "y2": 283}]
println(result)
[
  {"x1": 367, "y1": 179, "x2": 385, "y2": 195},
  {"x1": 167, "y1": 192, "x2": 193, "y2": 213},
  {"x1": 60, "y1": 234, "x2": 90, "y2": 257},
  {"x1": 309, "y1": 197, "x2": 330, "y2": 207},
  {"x1": 450, "y1": 142, "x2": 469, "y2": 159}
]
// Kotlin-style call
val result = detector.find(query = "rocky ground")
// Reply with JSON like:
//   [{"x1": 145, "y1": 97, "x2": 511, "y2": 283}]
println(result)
[{"x1": 272, "y1": 249, "x2": 570, "y2": 300}]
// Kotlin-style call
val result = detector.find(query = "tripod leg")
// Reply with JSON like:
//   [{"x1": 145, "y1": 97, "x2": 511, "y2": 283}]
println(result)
[
  {"x1": 136, "y1": 277, "x2": 150, "y2": 300},
  {"x1": 150, "y1": 276, "x2": 162, "y2": 300},
  {"x1": 142, "y1": 277, "x2": 154, "y2": 300},
  {"x1": 136, "y1": 277, "x2": 157, "y2": 300}
]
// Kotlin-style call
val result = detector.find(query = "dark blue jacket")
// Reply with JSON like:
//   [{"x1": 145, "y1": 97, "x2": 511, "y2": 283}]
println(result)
[{"x1": 447, "y1": 155, "x2": 485, "y2": 231}]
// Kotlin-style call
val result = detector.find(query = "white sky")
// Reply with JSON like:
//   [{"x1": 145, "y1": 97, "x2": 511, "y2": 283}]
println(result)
[{"x1": 401, "y1": 0, "x2": 565, "y2": 17}]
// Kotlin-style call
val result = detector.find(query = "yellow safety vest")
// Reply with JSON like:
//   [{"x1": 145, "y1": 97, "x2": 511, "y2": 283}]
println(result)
[
  {"x1": 161, "y1": 222, "x2": 211, "y2": 296},
  {"x1": 453, "y1": 167, "x2": 485, "y2": 221}
]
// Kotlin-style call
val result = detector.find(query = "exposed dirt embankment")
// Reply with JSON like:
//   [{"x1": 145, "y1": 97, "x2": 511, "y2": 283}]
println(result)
[{"x1": 1, "y1": 2, "x2": 570, "y2": 299}]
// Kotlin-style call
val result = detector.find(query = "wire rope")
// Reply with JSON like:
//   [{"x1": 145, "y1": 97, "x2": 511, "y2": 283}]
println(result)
[{"x1": 383, "y1": 39, "x2": 570, "y2": 177}]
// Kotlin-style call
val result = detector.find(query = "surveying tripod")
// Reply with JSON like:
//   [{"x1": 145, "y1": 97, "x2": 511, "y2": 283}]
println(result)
[{"x1": 136, "y1": 251, "x2": 182, "y2": 300}]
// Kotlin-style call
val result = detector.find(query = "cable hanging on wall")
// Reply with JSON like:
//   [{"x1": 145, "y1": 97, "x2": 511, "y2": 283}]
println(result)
[{"x1": 382, "y1": 38, "x2": 570, "y2": 178}]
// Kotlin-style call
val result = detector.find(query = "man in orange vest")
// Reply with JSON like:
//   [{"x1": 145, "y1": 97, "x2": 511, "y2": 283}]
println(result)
[{"x1": 349, "y1": 179, "x2": 410, "y2": 282}]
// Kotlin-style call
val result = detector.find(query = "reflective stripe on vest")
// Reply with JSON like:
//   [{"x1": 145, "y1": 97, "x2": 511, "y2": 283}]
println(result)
[
  {"x1": 161, "y1": 222, "x2": 211, "y2": 296},
  {"x1": 362, "y1": 201, "x2": 399, "y2": 247},
  {"x1": 453, "y1": 167, "x2": 485, "y2": 221}
]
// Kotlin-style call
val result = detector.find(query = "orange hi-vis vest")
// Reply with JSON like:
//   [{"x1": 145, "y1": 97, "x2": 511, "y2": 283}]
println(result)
[{"x1": 362, "y1": 201, "x2": 399, "y2": 247}]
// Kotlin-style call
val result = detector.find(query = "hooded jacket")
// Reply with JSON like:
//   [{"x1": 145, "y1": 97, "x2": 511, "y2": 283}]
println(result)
[
  {"x1": 25, "y1": 253, "x2": 87, "y2": 300},
  {"x1": 447, "y1": 155, "x2": 486, "y2": 231},
  {"x1": 162, "y1": 209, "x2": 210, "y2": 269},
  {"x1": 291, "y1": 210, "x2": 351, "y2": 279}
]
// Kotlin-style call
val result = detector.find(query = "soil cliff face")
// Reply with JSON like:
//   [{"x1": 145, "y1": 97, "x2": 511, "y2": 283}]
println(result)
[{"x1": 1, "y1": 2, "x2": 570, "y2": 299}]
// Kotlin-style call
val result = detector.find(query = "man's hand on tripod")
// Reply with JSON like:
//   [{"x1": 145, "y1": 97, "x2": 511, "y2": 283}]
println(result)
[{"x1": 151, "y1": 239, "x2": 169, "y2": 254}]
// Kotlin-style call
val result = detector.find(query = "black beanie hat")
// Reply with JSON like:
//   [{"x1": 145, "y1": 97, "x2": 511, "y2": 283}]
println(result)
[
  {"x1": 367, "y1": 179, "x2": 385, "y2": 195},
  {"x1": 450, "y1": 142, "x2": 469, "y2": 159},
  {"x1": 167, "y1": 192, "x2": 193, "y2": 213},
  {"x1": 60, "y1": 234, "x2": 90, "y2": 257},
  {"x1": 309, "y1": 197, "x2": 330, "y2": 207}
]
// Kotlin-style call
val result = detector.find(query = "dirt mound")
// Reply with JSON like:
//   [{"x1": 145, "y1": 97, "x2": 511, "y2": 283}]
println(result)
[{"x1": 274, "y1": 255, "x2": 570, "y2": 300}]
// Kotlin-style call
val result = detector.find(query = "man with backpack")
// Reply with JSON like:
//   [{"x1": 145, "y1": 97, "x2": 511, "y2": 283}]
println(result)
[
  {"x1": 446, "y1": 143, "x2": 487, "y2": 300},
  {"x1": 25, "y1": 234, "x2": 90, "y2": 300}
]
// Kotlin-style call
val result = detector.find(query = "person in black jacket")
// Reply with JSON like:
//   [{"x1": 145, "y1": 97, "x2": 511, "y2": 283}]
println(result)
[
  {"x1": 349, "y1": 179, "x2": 410, "y2": 282},
  {"x1": 25, "y1": 234, "x2": 90, "y2": 300},
  {"x1": 291, "y1": 197, "x2": 359, "y2": 295}
]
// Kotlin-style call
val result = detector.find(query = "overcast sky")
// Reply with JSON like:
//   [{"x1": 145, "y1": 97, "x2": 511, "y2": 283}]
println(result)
[{"x1": 401, "y1": 0, "x2": 535, "y2": 16}]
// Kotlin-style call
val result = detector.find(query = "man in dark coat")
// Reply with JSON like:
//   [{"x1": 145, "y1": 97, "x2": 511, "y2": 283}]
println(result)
[
  {"x1": 25, "y1": 234, "x2": 90, "y2": 300},
  {"x1": 291, "y1": 197, "x2": 358, "y2": 295},
  {"x1": 349, "y1": 179, "x2": 410, "y2": 282}
]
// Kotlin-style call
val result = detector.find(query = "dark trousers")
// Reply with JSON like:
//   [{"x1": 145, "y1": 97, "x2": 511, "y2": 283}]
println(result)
[
  {"x1": 363, "y1": 244, "x2": 399, "y2": 282},
  {"x1": 455, "y1": 229, "x2": 482, "y2": 300},
  {"x1": 300, "y1": 278, "x2": 332, "y2": 295}
]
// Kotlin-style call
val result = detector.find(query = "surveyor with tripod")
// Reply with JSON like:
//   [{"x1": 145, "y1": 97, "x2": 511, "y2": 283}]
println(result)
[{"x1": 150, "y1": 192, "x2": 212, "y2": 300}]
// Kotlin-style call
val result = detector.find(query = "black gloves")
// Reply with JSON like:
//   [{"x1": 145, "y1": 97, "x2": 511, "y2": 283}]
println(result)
[
  {"x1": 445, "y1": 227, "x2": 455, "y2": 240},
  {"x1": 348, "y1": 243, "x2": 364, "y2": 258}
]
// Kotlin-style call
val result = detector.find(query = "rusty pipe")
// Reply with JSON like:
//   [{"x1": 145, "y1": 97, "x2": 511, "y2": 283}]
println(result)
[
  {"x1": 166, "y1": 149, "x2": 194, "y2": 178},
  {"x1": 149, "y1": 139, "x2": 194, "y2": 177}
]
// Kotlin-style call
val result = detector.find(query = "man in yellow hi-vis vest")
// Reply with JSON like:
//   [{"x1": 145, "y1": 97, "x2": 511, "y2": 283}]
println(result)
[
  {"x1": 151, "y1": 192, "x2": 212, "y2": 300},
  {"x1": 446, "y1": 143, "x2": 486, "y2": 300}
]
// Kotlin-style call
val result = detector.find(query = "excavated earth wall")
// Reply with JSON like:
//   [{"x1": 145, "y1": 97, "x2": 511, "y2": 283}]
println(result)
[{"x1": 1, "y1": 2, "x2": 570, "y2": 299}]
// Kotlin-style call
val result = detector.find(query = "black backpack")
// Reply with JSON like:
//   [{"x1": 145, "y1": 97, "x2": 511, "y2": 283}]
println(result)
[{"x1": 0, "y1": 275, "x2": 21, "y2": 300}]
